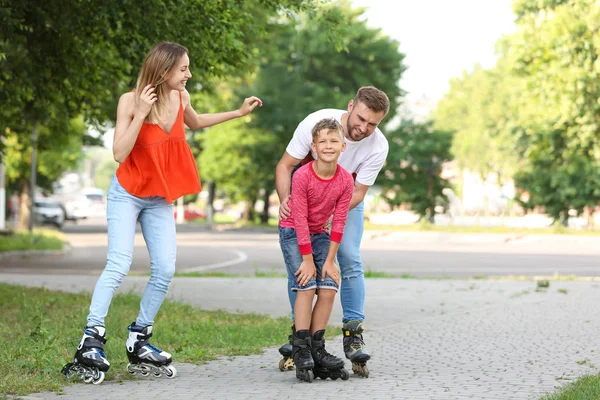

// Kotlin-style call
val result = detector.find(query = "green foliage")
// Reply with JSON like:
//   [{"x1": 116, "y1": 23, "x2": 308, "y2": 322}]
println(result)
[
  {"x1": 3, "y1": 118, "x2": 87, "y2": 191},
  {"x1": 0, "y1": 0, "x2": 323, "y2": 193},
  {"x1": 377, "y1": 121, "x2": 453, "y2": 222},
  {"x1": 434, "y1": 0, "x2": 600, "y2": 224},
  {"x1": 199, "y1": 117, "x2": 278, "y2": 204},
  {"x1": 196, "y1": 1, "x2": 406, "y2": 215}
]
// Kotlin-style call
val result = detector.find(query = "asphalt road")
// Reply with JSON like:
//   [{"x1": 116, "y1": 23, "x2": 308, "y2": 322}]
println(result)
[{"x1": 3, "y1": 220, "x2": 600, "y2": 278}]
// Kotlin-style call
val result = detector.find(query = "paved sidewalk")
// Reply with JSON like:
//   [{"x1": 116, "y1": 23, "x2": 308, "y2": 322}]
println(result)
[{"x1": 2, "y1": 273, "x2": 599, "y2": 399}]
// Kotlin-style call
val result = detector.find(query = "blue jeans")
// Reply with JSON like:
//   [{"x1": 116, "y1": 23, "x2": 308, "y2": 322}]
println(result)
[
  {"x1": 279, "y1": 227, "x2": 338, "y2": 292},
  {"x1": 286, "y1": 201, "x2": 366, "y2": 323},
  {"x1": 87, "y1": 176, "x2": 176, "y2": 327}
]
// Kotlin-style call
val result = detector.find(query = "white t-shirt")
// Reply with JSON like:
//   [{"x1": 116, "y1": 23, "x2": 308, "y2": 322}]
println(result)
[{"x1": 286, "y1": 109, "x2": 389, "y2": 187}]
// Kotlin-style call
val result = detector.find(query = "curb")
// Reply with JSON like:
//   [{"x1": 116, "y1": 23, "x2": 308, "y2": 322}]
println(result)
[{"x1": 0, "y1": 243, "x2": 72, "y2": 261}]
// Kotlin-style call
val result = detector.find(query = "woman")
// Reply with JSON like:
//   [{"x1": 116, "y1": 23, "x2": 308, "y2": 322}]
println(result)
[{"x1": 62, "y1": 41, "x2": 262, "y2": 384}]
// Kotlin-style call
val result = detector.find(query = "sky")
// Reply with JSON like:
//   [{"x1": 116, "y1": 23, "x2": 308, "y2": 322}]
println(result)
[{"x1": 351, "y1": 0, "x2": 516, "y2": 117}]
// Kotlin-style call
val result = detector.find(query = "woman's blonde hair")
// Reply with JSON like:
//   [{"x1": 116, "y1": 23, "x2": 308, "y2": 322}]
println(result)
[{"x1": 135, "y1": 41, "x2": 188, "y2": 124}]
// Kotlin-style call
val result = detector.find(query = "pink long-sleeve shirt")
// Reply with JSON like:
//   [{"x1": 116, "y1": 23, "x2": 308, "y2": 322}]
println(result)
[{"x1": 279, "y1": 161, "x2": 354, "y2": 255}]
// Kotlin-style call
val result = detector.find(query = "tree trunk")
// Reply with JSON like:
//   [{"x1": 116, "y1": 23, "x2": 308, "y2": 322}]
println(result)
[
  {"x1": 260, "y1": 187, "x2": 271, "y2": 224},
  {"x1": 207, "y1": 181, "x2": 216, "y2": 226},
  {"x1": 243, "y1": 199, "x2": 256, "y2": 222},
  {"x1": 29, "y1": 124, "x2": 38, "y2": 232},
  {"x1": 19, "y1": 179, "x2": 31, "y2": 230}
]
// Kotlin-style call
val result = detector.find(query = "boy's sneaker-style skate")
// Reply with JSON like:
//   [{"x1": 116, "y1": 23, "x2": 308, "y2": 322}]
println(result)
[
  {"x1": 125, "y1": 322, "x2": 177, "y2": 378},
  {"x1": 292, "y1": 329, "x2": 314, "y2": 382},
  {"x1": 342, "y1": 320, "x2": 370, "y2": 378},
  {"x1": 311, "y1": 330, "x2": 349, "y2": 381},
  {"x1": 62, "y1": 326, "x2": 110, "y2": 385},
  {"x1": 278, "y1": 324, "x2": 295, "y2": 371}
]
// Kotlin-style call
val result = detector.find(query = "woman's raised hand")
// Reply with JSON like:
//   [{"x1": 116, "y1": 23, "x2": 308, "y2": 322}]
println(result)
[{"x1": 137, "y1": 84, "x2": 157, "y2": 118}]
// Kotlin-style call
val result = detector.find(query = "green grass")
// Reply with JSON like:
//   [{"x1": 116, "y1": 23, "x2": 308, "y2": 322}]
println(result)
[
  {"x1": 541, "y1": 374, "x2": 600, "y2": 399},
  {"x1": 174, "y1": 269, "x2": 287, "y2": 278},
  {"x1": 0, "y1": 283, "x2": 296, "y2": 395},
  {"x1": 363, "y1": 221, "x2": 600, "y2": 236},
  {"x1": 0, "y1": 229, "x2": 64, "y2": 252}
]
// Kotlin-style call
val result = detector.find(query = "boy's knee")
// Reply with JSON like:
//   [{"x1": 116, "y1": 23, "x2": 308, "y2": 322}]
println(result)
[{"x1": 316, "y1": 288, "x2": 336, "y2": 300}]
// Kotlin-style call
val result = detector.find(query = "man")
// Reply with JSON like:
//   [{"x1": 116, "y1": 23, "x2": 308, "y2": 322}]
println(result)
[{"x1": 276, "y1": 86, "x2": 390, "y2": 378}]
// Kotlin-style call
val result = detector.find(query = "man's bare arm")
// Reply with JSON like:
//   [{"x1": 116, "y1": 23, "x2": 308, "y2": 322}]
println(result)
[
  {"x1": 349, "y1": 182, "x2": 370, "y2": 210},
  {"x1": 275, "y1": 152, "x2": 303, "y2": 219}
]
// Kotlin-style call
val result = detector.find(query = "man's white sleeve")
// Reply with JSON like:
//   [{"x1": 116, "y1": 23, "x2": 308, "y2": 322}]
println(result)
[
  {"x1": 355, "y1": 143, "x2": 389, "y2": 187},
  {"x1": 285, "y1": 115, "x2": 314, "y2": 160}
]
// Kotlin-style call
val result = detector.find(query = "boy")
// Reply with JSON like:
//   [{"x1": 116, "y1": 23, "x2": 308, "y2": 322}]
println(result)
[{"x1": 278, "y1": 118, "x2": 354, "y2": 382}]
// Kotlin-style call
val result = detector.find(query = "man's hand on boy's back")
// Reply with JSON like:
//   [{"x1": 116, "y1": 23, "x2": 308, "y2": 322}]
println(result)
[
  {"x1": 295, "y1": 259, "x2": 317, "y2": 286},
  {"x1": 322, "y1": 260, "x2": 341, "y2": 286}
]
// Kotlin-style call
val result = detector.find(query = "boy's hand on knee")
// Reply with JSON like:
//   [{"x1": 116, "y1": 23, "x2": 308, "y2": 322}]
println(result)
[
  {"x1": 295, "y1": 260, "x2": 316, "y2": 286},
  {"x1": 322, "y1": 261, "x2": 340, "y2": 286}
]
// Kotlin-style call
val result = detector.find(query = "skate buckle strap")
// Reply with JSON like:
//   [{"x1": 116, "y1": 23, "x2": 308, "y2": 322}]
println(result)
[{"x1": 84, "y1": 329, "x2": 107, "y2": 344}]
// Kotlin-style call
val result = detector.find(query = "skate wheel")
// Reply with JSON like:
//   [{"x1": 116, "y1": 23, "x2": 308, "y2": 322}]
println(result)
[
  {"x1": 352, "y1": 362, "x2": 369, "y2": 378},
  {"x1": 283, "y1": 358, "x2": 295, "y2": 371},
  {"x1": 165, "y1": 365, "x2": 177, "y2": 378},
  {"x1": 340, "y1": 368, "x2": 350, "y2": 380},
  {"x1": 279, "y1": 358, "x2": 286, "y2": 372},
  {"x1": 83, "y1": 374, "x2": 94, "y2": 384},
  {"x1": 92, "y1": 371, "x2": 105, "y2": 385},
  {"x1": 126, "y1": 363, "x2": 136, "y2": 375}
]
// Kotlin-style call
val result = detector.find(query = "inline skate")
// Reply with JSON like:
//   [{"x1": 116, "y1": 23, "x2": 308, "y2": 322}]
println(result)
[
  {"x1": 125, "y1": 322, "x2": 177, "y2": 378},
  {"x1": 292, "y1": 329, "x2": 314, "y2": 382},
  {"x1": 62, "y1": 326, "x2": 110, "y2": 384},
  {"x1": 278, "y1": 324, "x2": 295, "y2": 371},
  {"x1": 342, "y1": 320, "x2": 370, "y2": 378},
  {"x1": 311, "y1": 329, "x2": 349, "y2": 380}
]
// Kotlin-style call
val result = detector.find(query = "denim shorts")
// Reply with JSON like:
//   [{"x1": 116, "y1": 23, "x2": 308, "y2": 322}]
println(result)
[{"x1": 279, "y1": 226, "x2": 339, "y2": 292}]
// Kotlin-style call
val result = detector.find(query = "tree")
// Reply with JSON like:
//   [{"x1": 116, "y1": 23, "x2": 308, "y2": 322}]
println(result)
[
  {"x1": 198, "y1": 1, "x2": 406, "y2": 221},
  {"x1": 509, "y1": 0, "x2": 600, "y2": 223},
  {"x1": 377, "y1": 121, "x2": 453, "y2": 222},
  {"x1": 0, "y1": 0, "x2": 324, "y2": 228}
]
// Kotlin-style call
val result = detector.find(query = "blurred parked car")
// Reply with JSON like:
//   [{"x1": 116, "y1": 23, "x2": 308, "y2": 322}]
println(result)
[
  {"x1": 81, "y1": 188, "x2": 107, "y2": 218},
  {"x1": 63, "y1": 194, "x2": 94, "y2": 221},
  {"x1": 34, "y1": 198, "x2": 65, "y2": 229}
]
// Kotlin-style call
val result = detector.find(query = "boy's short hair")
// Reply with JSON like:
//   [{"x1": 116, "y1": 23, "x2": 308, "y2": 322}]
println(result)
[
  {"x1": 311, "y1": 118, "x2": 344, "y2": 141},
  {"x1": 353, "y1": 86, "x2": 390, "y2": 115}
]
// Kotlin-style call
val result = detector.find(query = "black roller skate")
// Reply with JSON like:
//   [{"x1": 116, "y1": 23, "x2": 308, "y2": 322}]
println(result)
[
  {"x1": 342, "y1": 320, "x2": 370, "y2": 378},
  {"x1": 292, "y1": 329, "x2": 314, "y2": 382},
  {"x1": 125, "y1": 322, "x2": 177, "y2": 378},
  {"x1": 62, "y1": 326, "x2": 110, "y2": 385},
  {"x1": 278, "y1": 324, "x2": 295, "y2": 371},
  {"x1": 311, "y1": 330, "x2": 349, "y2": 381}
]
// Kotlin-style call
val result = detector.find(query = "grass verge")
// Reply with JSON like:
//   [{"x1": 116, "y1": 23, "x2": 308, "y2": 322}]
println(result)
[
  {"x1": 363, "y1": 221, "x2": 600, "y2": 236},
  {"x1": 0, "y1": 229, "x2": 64, "y2": 252},
  {"x1": 0, "y1": 283, "x2": 295, "y2": 395},
  {"x1": 541, "y1": 374, "x2": 600, "y2": 400}
]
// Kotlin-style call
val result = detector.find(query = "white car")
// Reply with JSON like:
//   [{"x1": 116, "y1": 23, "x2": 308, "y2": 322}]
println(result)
[{"x1": 34, "y1": 198, "x2": 66, "y2": 229}]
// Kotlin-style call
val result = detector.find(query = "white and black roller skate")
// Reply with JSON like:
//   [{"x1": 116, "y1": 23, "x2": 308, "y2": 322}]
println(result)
[
  {"x1": 342, "y1": 320, "x2": 370, "y2": 378},
  {"x1": 311, "y1": 329, "x2": 349, "y2": 381},
  {"x1": 278, "y1": 324, "x2": 295, "y2": 371},
  {"x1": 125, "y1": 322, "x2": 177, "y2": 379},
  {"x1": 292, "y1": 329, "x2": 314, "y2": 382},
  {"x1": 62, "y1": 326, "x2": 110, "y2": 385}
]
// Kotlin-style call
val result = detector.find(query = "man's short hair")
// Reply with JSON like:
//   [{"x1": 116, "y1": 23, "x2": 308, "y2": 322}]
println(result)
[
  {"x1": 353, "y1": 86, "x2": 390, "y2": 115},
  {"x1": 311, "y1": 118, "x2": 344, "y2": 141}
]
